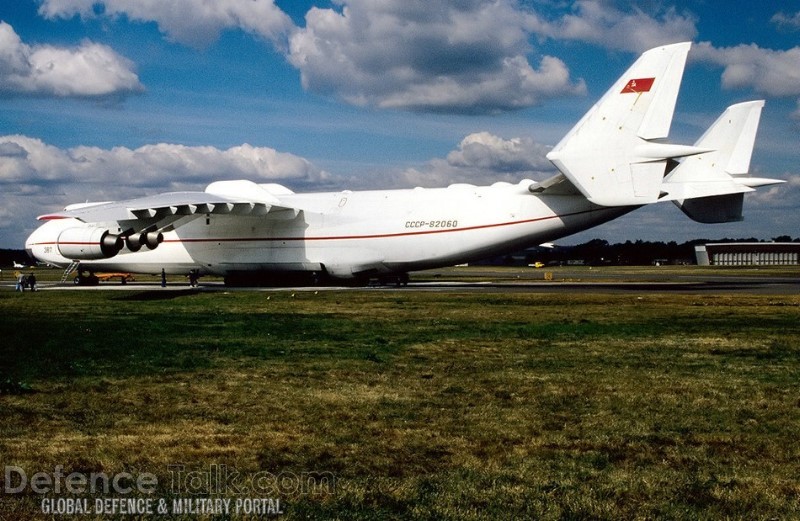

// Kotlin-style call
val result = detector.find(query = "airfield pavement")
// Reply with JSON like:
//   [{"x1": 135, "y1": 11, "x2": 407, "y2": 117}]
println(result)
[{"x1": 5, "y1": 266, "x2": 799, "y2": 295}]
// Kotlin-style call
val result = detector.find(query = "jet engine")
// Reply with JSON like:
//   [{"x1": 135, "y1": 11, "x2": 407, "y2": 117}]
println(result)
[
  {"x1": 125, "y1": 231, "x2": 164, "y2": 252},
  {"x1": 57, "y1": 227, "x2": 124, "y2": 260}
]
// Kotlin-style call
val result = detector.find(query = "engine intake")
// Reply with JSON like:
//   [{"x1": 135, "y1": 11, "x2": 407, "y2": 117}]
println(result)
[
  {"x1": 57, "y1": 227, "x2": 123, "y2": 260},
  {"x1": 125, "y1": 233, "x2": 144, "y2": 252},
  {"x1": 125, "y1": 231, "x2": 164, "y2": 252},
  {"x1": 144, "y1": 231, "x2": 164, "y2": 249}
]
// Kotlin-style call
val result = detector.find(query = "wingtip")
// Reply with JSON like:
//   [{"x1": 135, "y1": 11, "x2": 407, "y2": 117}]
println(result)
[
  {"x1": 37, "y1": 214, "x2": 68, "y2": 221},
  {"x1": 735, "y1": 177, "x2": 787, "y2": 188}
]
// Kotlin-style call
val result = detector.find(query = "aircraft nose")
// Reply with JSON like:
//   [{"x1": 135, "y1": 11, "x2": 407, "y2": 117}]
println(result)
[
  {"x1": 25, "y1": 221, "x2": 63, "y2": 266},
  {"x1": 25, "y1": 229, "x2": 40, "y2": 263}
]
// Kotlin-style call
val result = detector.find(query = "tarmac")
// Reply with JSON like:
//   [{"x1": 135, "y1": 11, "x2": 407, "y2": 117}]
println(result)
[{"x1": 7, "y1": 269, "x2": 799, "y2": 295}]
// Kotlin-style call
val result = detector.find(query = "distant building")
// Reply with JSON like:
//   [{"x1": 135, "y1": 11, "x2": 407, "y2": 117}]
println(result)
[{"x1": 695, "y1": 243, "x2": 800, "y2": 266}]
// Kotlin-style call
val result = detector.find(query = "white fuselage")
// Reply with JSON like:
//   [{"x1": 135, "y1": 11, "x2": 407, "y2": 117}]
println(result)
[{"x1": 26, "y1": 182, "x2": 632, "y2": 279}]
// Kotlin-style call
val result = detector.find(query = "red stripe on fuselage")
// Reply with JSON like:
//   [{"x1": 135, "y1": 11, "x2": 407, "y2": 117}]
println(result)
[
  {"x1": 166, "y1": 209, "x2": 594, "y2": 244},
  {"x1": 27, "y1": 209, "x2": 597, "y2": 248}
]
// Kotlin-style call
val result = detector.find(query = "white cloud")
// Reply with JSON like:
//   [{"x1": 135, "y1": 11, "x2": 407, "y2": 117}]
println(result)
[
  {"x1": 280, "y1": 0, "x2": 697, "y2": 112},
  {"x1": 446, "y1": 132, "x2": 553, "y2": 172},
  {"x1": 771, "y1": 11, "x2": 800, "y2": 31},
  {"x1": 0, "y1": 135, "x2": 328, "y2": 188},
  {"x1": 38, "y1": 0, "x2": 294, "y2": 49},
  {"x1": 693, "y1": 42, "x2": 800, "y2": 120},
  {"x1": 0, "y1": 22, "x2": 142, "y2": 98},
  {"x1": 288, "y1": 0, "x2": 585, "y2": 113},
  {"x1": 529, "y1": 1, "x2": 698, "y2": 53},
  {"x1": 399, "y1": 131, "x2": 555, "y2": 187},
  {"x1": 30, "y1": 0, "x2": 702, "y2": 113},
  {"x1": 693, "y1": 42, "x2": 800, "y2": 98},
  {"x1": 741, "y1": 174, "x2": 800, "y2": 234}
]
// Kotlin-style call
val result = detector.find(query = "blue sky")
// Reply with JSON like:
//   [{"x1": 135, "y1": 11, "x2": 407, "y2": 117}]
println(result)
[{"x1": 2, "y1": 0, "x2": 800, "y2": 248}]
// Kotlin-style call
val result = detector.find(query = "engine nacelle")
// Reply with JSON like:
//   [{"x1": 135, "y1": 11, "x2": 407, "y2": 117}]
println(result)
[
  {"x1": 125, "y1": 233, "x2": 144, "y2": 252},
  {"x1": 125, "y1": 231, "x2": 163, "y2": 252},
  {"x1": 143, "y1": 231, "x2": 164, "y2": 250},
  {"x1": 57, "y1": 227, "x2": 123, "y2": 260}
]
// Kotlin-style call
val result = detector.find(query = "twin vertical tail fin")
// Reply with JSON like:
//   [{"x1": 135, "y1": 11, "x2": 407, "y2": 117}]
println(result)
[
  {"x1": 546, "y1": 41, "x2": 784, "y2": 220},
  {"x1": 547, "y1": 42, "x2": 697, "y2": 206}
]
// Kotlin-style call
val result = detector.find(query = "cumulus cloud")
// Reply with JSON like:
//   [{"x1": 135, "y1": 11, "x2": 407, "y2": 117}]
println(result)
[
  {"x1": 533, "y1": 1, "x2": 698, "y2": 53},
  {"x1": 771, "y1": 11, "x2": 800, "y2": 31},
  {"x1": 689, "y1": 39, "x2": 800, "y2": 124},
  {"x1": 742, "y1": 174, "x2": 800, "y2": 240},
  {"x1": 693, "y1": 42, "x2": 800, "y2": 98},
  {"x1": 446, "y1": 132, "x2": 553, "y2": 173},
  {"x1": 0, "y1": 135, "x2": 329, "y2": 198},
  {"x1": 288, "y1": 0, "x2": 585, "y2": 113},
  {"x1": 30, "y1": 0, "x2": 703, "y2": 113},
  {"x1": 0, "y1": 22, "x2": 143, "y2": 98},
  {"x1": 37, "y1": 0, "x2": 294, "y2": 49},
  {"x1": 399, "y1": 131, "x2": 555, "y2": 187}
]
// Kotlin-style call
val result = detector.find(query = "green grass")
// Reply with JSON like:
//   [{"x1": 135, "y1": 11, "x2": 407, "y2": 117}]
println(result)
[{"x1": 1, "y1": 289, "x2": 799, "y2": 519}]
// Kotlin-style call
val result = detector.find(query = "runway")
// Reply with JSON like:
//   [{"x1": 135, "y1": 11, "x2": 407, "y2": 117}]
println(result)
[
  {"x1": 398, "y1": 280, "x2": 800, "y2": 295},
  {"x1": 15, "y1": 269, "x2": 800, "y2": 295},
  {"x1": 396, "y1": 267, "x2": 800, "y2": 295}
]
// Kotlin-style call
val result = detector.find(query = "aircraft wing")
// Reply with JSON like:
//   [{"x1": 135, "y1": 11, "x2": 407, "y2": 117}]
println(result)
[
  {"x1": 30, "y1": 181, "x2": 303, "y2": 260},
  {"x1": 37, "y1": 180, "x2": 298, "y2": 226}
]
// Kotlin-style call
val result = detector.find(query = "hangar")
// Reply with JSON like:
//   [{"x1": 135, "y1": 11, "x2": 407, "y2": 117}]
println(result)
[{"x1": 695, "y1": 243, "x2": 800, "y2": 266}]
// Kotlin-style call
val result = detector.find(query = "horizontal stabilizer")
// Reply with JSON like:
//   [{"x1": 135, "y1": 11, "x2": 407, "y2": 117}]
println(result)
[{"x1": 661, "y1": 101, "x2": 785, "y2": 223}]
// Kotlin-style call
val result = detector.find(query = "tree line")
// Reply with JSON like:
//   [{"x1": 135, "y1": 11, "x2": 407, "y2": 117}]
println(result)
[{"x1": 499, "y1": 236, "x2": 800, "y2": 267}]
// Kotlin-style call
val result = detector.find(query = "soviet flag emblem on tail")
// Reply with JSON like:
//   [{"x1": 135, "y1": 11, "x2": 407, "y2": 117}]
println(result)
[{"x1": 621, "y1": 77, "x2": 655, "y2": 93}]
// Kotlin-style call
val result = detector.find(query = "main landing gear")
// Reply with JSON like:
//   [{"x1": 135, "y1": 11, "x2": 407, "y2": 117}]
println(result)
[{"x1": 369, "y1": 273, "x2": 410, "y2": 287}]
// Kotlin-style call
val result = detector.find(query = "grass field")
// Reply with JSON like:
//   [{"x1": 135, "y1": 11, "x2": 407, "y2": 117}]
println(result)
[{"x1": 1, "y1": 283, "x2": 799, "y2": 519}]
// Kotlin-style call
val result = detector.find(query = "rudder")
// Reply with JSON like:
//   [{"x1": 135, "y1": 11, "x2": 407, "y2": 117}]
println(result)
[{"x1": 547, "y1": 42, "x2": 692, "y2": 207}]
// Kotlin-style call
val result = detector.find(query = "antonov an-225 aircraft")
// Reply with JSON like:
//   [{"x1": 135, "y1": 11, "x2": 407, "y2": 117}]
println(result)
[{"x1": 26, "y1": 42, "x2": 783, "y2": 285}]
